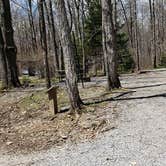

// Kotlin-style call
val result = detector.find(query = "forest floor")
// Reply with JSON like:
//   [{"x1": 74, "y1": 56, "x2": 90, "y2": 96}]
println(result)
[
  {"x1": 0, "y1": 75, "x2": 128, "y2": 155},
  {"x1": 0, "y1": 68, "x2": 166, "y2": 165}
]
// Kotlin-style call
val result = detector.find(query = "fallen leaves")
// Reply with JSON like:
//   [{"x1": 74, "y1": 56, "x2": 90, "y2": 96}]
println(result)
[{"x1": 0, "y1": 88, "x2": 118, "y2": 155}]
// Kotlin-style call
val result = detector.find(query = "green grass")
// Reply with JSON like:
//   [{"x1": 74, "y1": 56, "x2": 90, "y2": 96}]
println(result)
[{"x1": 19, "y1": 76, "x2": 60, "y2": 86}]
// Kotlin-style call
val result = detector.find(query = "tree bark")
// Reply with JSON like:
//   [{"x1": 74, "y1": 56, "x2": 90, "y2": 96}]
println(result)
[
  {"x1": 152, "y1": 0, "x2": 157, "y2": 68},
  {"x1": 102, "y1": 0, "x2": 121, "y2": 90},
  {"x1": 55, "y1": 0, "x2": 83, "y2": 111},
  {"x1": 149, "y1": 0, "x2": 157, "y2": 68},
  {"x1": 48, "y1": 0, "x2": 59, "y2": 72},
  {"x1": 27, "y1": 0, "x2": 37, "y2": 52},
  {"x1": 0, "y1": 0, "x2": 21, "y2": 88},
  {"x1": 133, "y1": 0, "x2": 140, "y2": 71},
  {"x1": 81, "y1": 0, "x2": 86, "y2": 79},
  {"x1": 0, "y1": 27, "x2": 8, "y2": 88},
  {"x1": 38, "y1": 0, "x2": 51, "y2": 88}
]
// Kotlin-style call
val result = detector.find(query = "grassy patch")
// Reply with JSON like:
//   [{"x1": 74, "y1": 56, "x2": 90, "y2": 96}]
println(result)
[
  {"x1": 19, "y1": 76, "x2": 46, "y2": 85},
  {"x1": 19, "y1": 76, "x2": 59, "y2": 86},
  {"x1": 18, "y1": 85, "x2": 108, "y2": 112}
]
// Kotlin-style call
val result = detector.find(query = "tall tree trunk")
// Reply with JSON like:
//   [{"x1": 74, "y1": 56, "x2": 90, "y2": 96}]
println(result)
[
  {"x1": 0, "y1": 27, "x2": 8, "y2": 88},
  {"x1": 102, "y1": 0, "x2": 121, "y2": 90},
  {"x1": 43, "y1": 0, "x2": 52, "y2": 53},
  {"x1": 55, "y1": 0, "x2": 83, "y2": 111},
  {"x1": 81, "y1": 0, "x2": 86, "y2": 79},
  {"x1": 27, "y1": 0, "x2": 37, "y2": 52},
  {"x1": 149, "y1": 0, "x2": 157, "y2": 68},
  {"x1": 48, "y1": 0, "x2": 59, "y2": 72},
  {"x1": 38, "y1": 0, "x2": 51, "y2": 88},
  {"x1": 129, "y1": 0, "x2": 134, "y2": 49},
  {"x1": 0, "y1": 0, "x2": 21, "y2": 88},
  {"x1": 148, "y1": 0, "x2": 153, "y2": 68},
  {"x1": 160, "y1": 0, "x2": 165, "y2": 58},
  {"x1": 133, "y1": 0, "x2": 140, "y2": 71},
  {"x1": 152, "y1": 0, "x2": 157, "y2": 68}
]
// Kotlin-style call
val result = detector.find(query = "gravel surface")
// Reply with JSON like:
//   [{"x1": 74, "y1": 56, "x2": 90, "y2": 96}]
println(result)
[{"x1": 0, "y1": 69, "x2": 166, "y2": 166}]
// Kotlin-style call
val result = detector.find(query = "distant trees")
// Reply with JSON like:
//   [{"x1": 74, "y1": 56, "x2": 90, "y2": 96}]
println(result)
[
  {"x1": 0, "y1": 0, "x2": 21, "y2": 88},
  {"x1": 0, "y1": 0, "x2": 165, "y2": 109},
  {"x1": 125, "y1": 0, "x2": 166, "y2": 69},
  {"x1": 5, "y1": 0, "x2": 165, "y2": 80},
  {"x1": 84, "y1": 0, "x2": 103, "y2": 75},
  {"x1": 148, "y1": 0, "x2": 165, "y2": 68}
]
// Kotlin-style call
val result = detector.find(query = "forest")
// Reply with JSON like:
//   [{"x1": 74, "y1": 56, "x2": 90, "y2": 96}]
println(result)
[
  {"x1": 0, "y1": 0, "x2": 166, "y2": 107},
  {"x1": 0, "y1": 0, "x2": 166, "y2": 164}
]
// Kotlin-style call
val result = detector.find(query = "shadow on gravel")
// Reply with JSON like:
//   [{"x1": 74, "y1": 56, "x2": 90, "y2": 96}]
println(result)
[
  {"x1": 116, "y1": 93, "x2": 166, "y2": 101},
  {"x1": 84, "y1": 91, "x2": 136, "y2": 105},
  {"x1": 84, "y1": 92, "x2": 166, "y2": 106},
  {"x1": 61, "y1": 91, "x2": 135, "y2": 112},
  {"x1": 127, "y1": 83, "x2": 166, "y2": 90},
  {"x1": 61, "y1": 84, "x2": 166, "y2": 112}
]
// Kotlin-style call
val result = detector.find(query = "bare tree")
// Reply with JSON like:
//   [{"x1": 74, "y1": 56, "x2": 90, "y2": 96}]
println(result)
[
  {"x1": 0, "y1": 0, "x2": 21, "y2": 88},
  {"x1": 48, "y1": 0, "x2": 59, "y2": 72},
  {"x1": 102, "y1": 0, "x2": 121, "y2": 90},
  {"x1": 55, "y1": 0, "x2": 83, "y2": 111},
  {"x1": 0, "y1": 27, "x2": 8, "y2": 88},
  {"x1": 38, "y1": 0, "x2": 51, "y2": 88},
  {"x1": 133, "y1": 0, "x2": 140, "y2": 71},
  {"x1": 149, "y1": 0, "x2": 157, "y2": 68},
  {"x1": 27, "y1": 0, "x2": 37, "y2": 52}
]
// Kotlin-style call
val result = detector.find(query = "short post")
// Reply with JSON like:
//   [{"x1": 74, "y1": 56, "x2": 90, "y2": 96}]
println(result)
[{"x1": 47, "y1": 86, "x2": 58, "y2": 114}]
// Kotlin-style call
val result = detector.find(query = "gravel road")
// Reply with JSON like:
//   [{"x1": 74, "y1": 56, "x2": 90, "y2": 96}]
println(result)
[{"x1": 0, "y1": 69, "x2": 166, "y2": 166}]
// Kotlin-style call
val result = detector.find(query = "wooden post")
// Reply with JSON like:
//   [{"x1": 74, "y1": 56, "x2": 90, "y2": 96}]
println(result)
[{"x1": 47, "y1": 86, "x2": 58, "y2": 114}]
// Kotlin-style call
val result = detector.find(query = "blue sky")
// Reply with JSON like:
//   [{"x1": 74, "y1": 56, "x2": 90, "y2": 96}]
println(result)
[{"x1": 11, "y1": 0, "x2": 38, "y2": 17}]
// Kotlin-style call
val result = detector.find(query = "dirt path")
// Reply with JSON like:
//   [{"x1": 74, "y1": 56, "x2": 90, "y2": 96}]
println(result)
[{"x1": 0, "y1": 69, "x2": 166, "y2": 166}]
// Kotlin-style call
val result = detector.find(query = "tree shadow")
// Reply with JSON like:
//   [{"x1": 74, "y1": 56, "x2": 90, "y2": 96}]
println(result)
[
  {"x1": 126, "y1": 83, "x2": 166, "y2": 90},
  {"x1": 84, "y1": 92, "x2": 166, "y2": 105},
  {"x1": 60, "y1": 91, "x2": 135, "y2": 112},
  {"x1": 84, "y1": 91, "x2": 135, "y2": 105},
  {"x1": 60, "y1": 83, "x2": 166, "y2": 112},
  {"x1": 115, "y1": 93, "x2": 166, "y2": 101}
]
